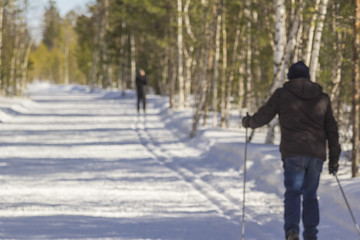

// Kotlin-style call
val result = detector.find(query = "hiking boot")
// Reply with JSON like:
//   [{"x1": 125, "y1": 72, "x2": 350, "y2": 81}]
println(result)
[{"x1": 286, "y1": 230, "x2": 299, "y2": 240}]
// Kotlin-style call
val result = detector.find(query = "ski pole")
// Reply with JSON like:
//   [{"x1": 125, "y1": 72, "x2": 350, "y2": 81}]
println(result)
[
  {"x1": 334, "y1": 174, "x2": 360, "y2": 236},
  {"x1": 241, "y1": 127, "x2": 248, "y2": 240}
]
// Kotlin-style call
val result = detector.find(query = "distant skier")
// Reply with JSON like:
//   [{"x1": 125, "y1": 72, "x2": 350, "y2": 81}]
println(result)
[
  {"x1": 242, "y1": 61, "x2": 341, "y2": 240},
  {"x1": 135, "y1": 69, "x2": 148, "y2": 113}
]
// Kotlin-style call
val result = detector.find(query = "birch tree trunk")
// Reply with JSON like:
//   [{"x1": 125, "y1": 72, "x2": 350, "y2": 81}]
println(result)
[
  {"x1": 16, "y1": 0, "x2": 27, "y2": 93},
  {"x1": 212, "y1": 5, "x2": 221, "y2": 127},
  {"x1": 202, "y1": 2, "x2": 218, "y2": 126},
  {"x1": 105, "y1": 0, "x2": 112, "y2": 88},
  {"x1": 21, "y1": 38, "x2": 33, "y2": 95},
  {"x1": 183, "y1": 0, "x2": 195, "y2": 107},
  {"x1": 9, "y1": 16, "x2": 19, "y2": 96},
  {"x1": 99, "y1": 0, "x2": 110, "y2": 88},
  {"x1": 184, "y1": 0, "x2": 196, "y2": 41},
  {"x1": 177, "y1": 0, "x2": 185, "y2": 109},
  {"x1": 168, "y1": 3, "x2": 175, "y2": 108},
  {"x1": 96, "y1": 0, "x2": 104, "y2": 87},
  {"x1": 183, "y1": 46, "x2": 193, "y2": 108},
  {"x1": 64, "y1": 44, "x2": 69, "y2": 84},
  {"x1": 293, "y1": 0, "x2": 303, "y2": 62},
  {"x1": 244, "y1": 0, "x2": 253, "y2": 113},
  {"x1": 270, "y1": 0, "x2": 286, "y2": 93},
  {"x1": 352, "y1": 0, "x2": 360, "y2": 178},
  {"x1": 130, "y1": 33, "x2": 136, "y2": 90},
  {"x1": 309, "y1": 0, "x2": 329, "y2": 82},
  {"x1": 304, "y1": 0, "x2": 321, "y2": 66},
  {"x1": 0, "y1": 0, "x2": 3, "y2": 94},
  {"x1": 330, "y1": 1, "x2": 344, "y2": 122},
  {"x1": 237, "y1": 43, "x2": 246, "y2": 114},
  {"x1": 220, "y1": 0, "x2": 228, "y2": 128},
  {"x1": 90, "y1": 2, "x2": 101, "y2": 90},
  {"x1": 169, "y1": 47, "x2": 176, "y2": 108},
  {"x1": 118, "y1": 22, "x2": 126, "y2": 94},
  {"x1": 160, "y1": 54, "x2": 168, "y2": 96}
]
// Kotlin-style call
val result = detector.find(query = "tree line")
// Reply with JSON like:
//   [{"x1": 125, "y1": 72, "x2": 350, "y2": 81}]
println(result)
[{"x1": 0, "y1": 0, "x2": 359, "y2": 177}]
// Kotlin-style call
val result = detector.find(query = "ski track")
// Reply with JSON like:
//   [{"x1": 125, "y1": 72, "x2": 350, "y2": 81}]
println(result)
[
  {"x1": 135, "y1": 113, "x2": 241, "y2": 224},
  {"x1": 0, "y1": 84, "x2": 359, "y2": 240}
]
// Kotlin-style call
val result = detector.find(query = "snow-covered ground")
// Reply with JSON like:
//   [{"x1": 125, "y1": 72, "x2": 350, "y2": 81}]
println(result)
[{"x1": 0, "y1": 82, "x2": 359, "y2": 240}]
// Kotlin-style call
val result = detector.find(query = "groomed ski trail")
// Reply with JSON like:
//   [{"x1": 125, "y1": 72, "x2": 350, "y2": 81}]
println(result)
[{"x1": 0, "y1": 83, "x2": 359, "y2": 239}]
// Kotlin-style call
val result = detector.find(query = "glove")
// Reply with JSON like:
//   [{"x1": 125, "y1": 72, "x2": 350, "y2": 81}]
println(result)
[
  {"x1": 242, "y1": 114, "x2": 251, "y2": 128},
  {"x1": 329, "y1": 163, "x2": 339, "y2": 175}
]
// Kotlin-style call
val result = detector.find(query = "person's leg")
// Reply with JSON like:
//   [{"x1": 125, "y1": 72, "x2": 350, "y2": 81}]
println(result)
[
  {"x1": 283, "y1": 157, "x2": 306, "y2": 238},
  {"x1": 137, "y1": 94, "x2": 141, "y2": 113},
  {"x1": 302, "y1": 157, "x2": 323, "y2": 240},
  {"x1": 143, "y1": 95, "x2": 146, "y2": 112}
]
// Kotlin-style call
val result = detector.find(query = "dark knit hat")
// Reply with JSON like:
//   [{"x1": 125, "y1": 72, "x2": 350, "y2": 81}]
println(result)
[{"x1": 287, "y1": 61, "x2": 310, "y2": 80}]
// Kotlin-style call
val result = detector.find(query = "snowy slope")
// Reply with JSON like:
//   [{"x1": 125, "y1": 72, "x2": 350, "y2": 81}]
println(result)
[{"x1": 0, "y1": 83, "x2": 359, "y2": 240}]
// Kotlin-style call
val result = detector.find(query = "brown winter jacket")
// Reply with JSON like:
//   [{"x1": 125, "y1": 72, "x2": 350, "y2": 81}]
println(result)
[{"x1": 248, "y1": 77, "x2": 341, "y2": 165}]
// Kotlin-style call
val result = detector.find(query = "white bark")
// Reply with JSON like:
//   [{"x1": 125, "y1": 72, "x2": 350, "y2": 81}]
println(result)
[
  {"x1": 90, "y1": 2, "x2": 101, "y2": 90},
  {"x1": 9, "y1": 7, "x2": 19, "y2": 96},
  {"x1": 212, "y1": 7, "x2": 221, "y2": 127},
  {"x1": 118, "y1": 22, "x2": 126, "y2": 92},
  {"x1": 161, "y1": 54, "x2": 168, "y2": 95},
  {"x1": 177, "y1": 0, "x2": 185, "y2": 109},
  {"x1": 310, "y1": 0, "x2": 329, "y2": 82},
  {"x1": 304, "y1": 0, "x2": 321, "y2": 66},
  {"x1": 220, "y1": 0, "x2": 228, "y2": 128},
  {"x1": 183, "y1": 46, "x2": 193, "y2": 108},
  {"x1": 330, "y1": 1, "x2": 344, "y2": 111},
  {"x1": 0, "y1": 0, "x2": 3, "y2": 94},
  {"x1": 100, "y1": 0, "x2": 110, "y2": 88},
  {"x1": 64, "y1": 45, "x2": 69, "y2": 84},
  {"x1": 245, "y1": 0, "x2": 252, "y2": 113},
  {"x1": 237, "y1": 46, "x2": 246, "y2": 113},
  {"x1": 130, "y1": 33, "x2": 136, "y2": 90},
  {"x1": 273, "y1": 0, "x2": 286, "y2": 87},
  {"x1": 184, "y1": 0, "x2": 196, "y2": 41},
  {"x1": 21, "y1": 38, "x2": 33, "y2": 95}
]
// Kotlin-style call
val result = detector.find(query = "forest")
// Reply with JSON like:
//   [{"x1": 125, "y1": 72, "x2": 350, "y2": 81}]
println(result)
[{"x1": 0, "y1": 0, "x2": 359, "y2": 177}]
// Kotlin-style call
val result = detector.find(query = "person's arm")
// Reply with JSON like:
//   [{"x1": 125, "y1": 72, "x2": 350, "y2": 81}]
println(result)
[
  {"x1": 246, "y1": 89, "x2": 281, "y2": 129},
  {"x1": 324, "y1": 97, "x2": 341, "y2": 169}
]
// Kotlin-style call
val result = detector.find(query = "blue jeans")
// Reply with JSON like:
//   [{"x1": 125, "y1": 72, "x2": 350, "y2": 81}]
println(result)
[{"x1": 283, "y1": 156, "x2": 323, "y2": 240}]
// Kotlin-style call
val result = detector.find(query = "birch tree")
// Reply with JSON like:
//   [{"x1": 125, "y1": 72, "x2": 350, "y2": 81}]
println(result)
[
  {"x1": 352, "y1": 0, "x2": 360, "y2": 178},
  {"x1": 212, "y1": 3, "x2": 221, "y2": 127},
  {"x1": 309, "y1": 0, "x2": 329, "y2": 82},
  {"x1": 220, "y1": 0, "x2": 227, "y2": 128},
  {"x1": 183, "y1": 0, "x2": 195, "y2": 107},
  {"x1": 0, "y1": 0, "x2": 3, "y2": 94},
  {"x1": 168, "y1": 2, "x2": 176, "y2": 108},
  {"x1": 330, "y1": 0, "x2": 344, "y2": 122},
  {"x1": 272, "y1": 0, "x2": 286, "y2": 91},
  {"x1": 90, "y1": 2, "x2": 100, "y2": 90},
  {"x1": 130, "y1": 33, "x2": 136, "y2": 90},
  {"x1": 304, "y1": 0, "x2": 320, "y2": 66},
  {"x1": 244, "y1": 0, "x2": 253, "y2": 113},
  {"x1": 9, "y1": 1, "x2": 19, "y2": 96},
  {"x1": 177, "y1": 0, "x2": 185, "y2": 109}
]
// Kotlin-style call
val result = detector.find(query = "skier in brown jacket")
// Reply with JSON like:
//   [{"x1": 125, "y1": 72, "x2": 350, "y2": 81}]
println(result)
[{"x1": 242, "y1": 61, "x2": 341, "y2": 240}]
